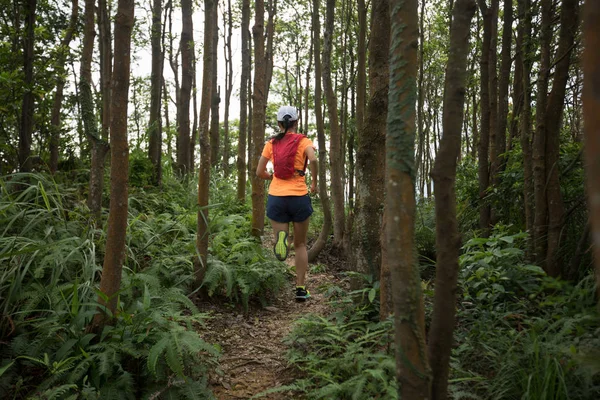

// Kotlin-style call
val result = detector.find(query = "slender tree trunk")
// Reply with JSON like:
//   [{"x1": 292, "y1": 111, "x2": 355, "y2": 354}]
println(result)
[
  {"x1": 163, "y1": 81, "x2": 172, "y2": 159},
  {"x1": 356, "y1": 0, "x2": 366, "y2": 141},
  {"x1": 582, "y1": 0, "x2": 600, "y2": 303},
  {"x1": 493, "y1": 0, "x2": 511, "y2": 183},
  {"x1": 544, "y1": 0, "x2": 578, "y2": 277},
  {"x1": 428, "y1": 2, "x2": 476, "y2": 398},
  {"x1": 98, "y1": 0, "x2": 112, "y2": 142},
  {"x1": 477, "y1": 0, "x2": 492, "y2": 235},
  {"x1": 247, "y1": 48, "x2": 253, "y2": 181},
  {"x1": 196, "y1": 0, "x2": 215, "y2": 285},
  {"x1": 148, "y1": 0, "x2": 163, "y2": 185},
  {"x1": 91, "y1": 0, "x2": 135, "y2": 329},
  {"x1": 307, "y1": 0, "x2": 333, "y2": 262},
  {"x1": 265, "y1": 0, "x2": 276, "y2": 97},
  {"x1": 191, "y1": 55, "x2": 198, "y2": 166},
  {"x1": 210, "y1": 3, "x2": 220, "y2": 169},
  {"x1": 177, "y1": 0, "x2": 193, "y2": 175},
  {"x1": 487, "y1": 0, "x2": 499, "y2": 215},
  {"x1": 519, "y1": 0, "x2": 534, "y2": 258},
  {"x1": 322, "y1": 0, "x2": 345, "y2": 248},
  {"x1": 50, "y1": 0, "x2": 78, "y2": 174},
  {"x1": 533, "y1": 0, "x2": 551, "y2": 267},
  {"x1": 353, "y1": 0, "x2": 389, "y2": 287},
  {"x1": 388, "y1": 0, "x2": 431, "y2": 397},
  {"x1": 81, "y1": 0, "x2": 109, "y2": 221},
  {"x1": 223, "y1": 0, "x2": 234, "y2": 177},
  {"x1": 250, "y1": 0, "x2": 267, "y2": 237},
  {"x1": 18, "y1": 0, "x2": 37, "y2": 173},
  {"x1": 237, "y1": 0, "x2": 250, "y2": 202},
  {"x1": 416, "y1": 0, "x2": 426, "y2": 196}
]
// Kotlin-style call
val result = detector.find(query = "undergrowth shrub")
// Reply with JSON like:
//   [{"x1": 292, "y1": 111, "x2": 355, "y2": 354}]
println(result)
[
  {"x1": 271, "y1": 227, "x2": 599, "y2": 400},
  {"x1": 203, "y1": 213, "x2": 289, "y2": 310},
  {"x1": 0, "y1": 173, "x2": 218, "y2": 399},
  {"x1": 261, "y1": 276, "x2": 397, "y2": 400},
  {"x1": 451, "y1": 229, "x2": 600, "y2": 399}
]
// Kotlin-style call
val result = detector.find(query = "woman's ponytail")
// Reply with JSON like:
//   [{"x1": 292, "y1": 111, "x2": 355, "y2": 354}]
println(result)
[{"x1": 274, "y1": 115, "x2": 291, "y2": 141}]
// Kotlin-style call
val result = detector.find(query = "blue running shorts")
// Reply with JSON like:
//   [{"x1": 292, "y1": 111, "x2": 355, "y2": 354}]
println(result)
[{"x1": 267, "y1": 194, "x2": 313, "y2": 223}]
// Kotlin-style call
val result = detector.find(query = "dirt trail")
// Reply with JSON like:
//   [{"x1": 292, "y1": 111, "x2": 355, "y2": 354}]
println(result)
[{"x1": 197, "y1": 234, "x2": 342, "y2": 399}]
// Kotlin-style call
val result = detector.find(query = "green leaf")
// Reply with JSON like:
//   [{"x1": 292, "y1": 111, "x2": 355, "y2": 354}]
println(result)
[
  {"x1": 368, "y1": 288, "x2": 376, "y2": 303},
  {"x1": 143, "y1": 283, "x2": 151, "y2": 310},
  {"x1": 0, "y1": 361, "x2": 14, "y2": 377},
  {"x1": 499, "y1": 235, "x2": 514, "y2": 243}
]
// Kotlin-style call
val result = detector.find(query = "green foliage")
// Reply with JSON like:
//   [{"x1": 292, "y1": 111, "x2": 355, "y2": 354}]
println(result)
[
  {"x1": 278, "y1": 278, "x2": 396, "y2": 400},
  {"x1": 451, "y1": 230, "x2": 600, "y2": 399},
  {"x1": 0, "y1": 173, "x2": 218, "y2": 399},
  {"x1": 129, "y1": 149, "x2": 155, "y2": 188},
  {"x1": 203, "y1": 212, "x2": 289, "y2": 311}
]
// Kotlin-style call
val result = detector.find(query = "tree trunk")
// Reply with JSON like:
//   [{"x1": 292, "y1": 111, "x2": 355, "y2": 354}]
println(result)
[
  {"x1": 307, "y1": 0, "x2": 333, "y2": 262},
  {"x1": 388, "y1": 0, "x2": 431, "y2": 397},
  {"x1": 250, "y1": 0, "x2": 267, "y2": 237},
  {"x1": 582, "y1": 0, "x2": 600, "y2": 303},
  {"x1": 518, "y1": 0, "x2": 534, "y2": 258},
  {"x1": 223, "y1": 0, "x2": 234, "y2": 177},
  {"x1": 210, "y1": 2, "x2": 220, "y2": 169},
  {"x1": 322, "y1": 0, "x2": 345, "y2": 248},
  {"x1": 237, "y1": 0, "x2": 250, "y2": 202},
  {"x1": 18, "y1": 0, "x2": 37, "y2": 173},
  {"x1": 353, "y1": 0, "x2": 389, "y2": 283},
  {"x1": 191, "y1": 55, "x2": 199, "y2": 166},
  {"x1": 493, "y1": 0, "x2": 511, "y2": 184},
  {"x1": 544, "y1": 0, "x2": 578, "y2": 277},
  {"x1": 91, "y1": 0, "x2": 135, "y2": 329},
  {"x1": 196, "y1": 0, "x2": 215, "y2": 285},
  {"x1": 177, "y1": 0, "x2": 193, "y2": 175},
  {"x1": 81, "y1": 0, "x2": 109, "y2": 221},
  {"x1": 487, "y1": 0, "x2": 499, "y2": 218},
  {"x1": 50, "y1": 0, "x2": 78, "y2": 174},
  {"x1": 532, "y1": 0, "x2": 551, "y2": 267},
  {"x1": 416, "y1": 0, "x2": 426, "y2": 196},
  {"x1": 148, "y1": 0, "x2": 163, "y2": 185},
  {"x1": 98, "y1": 0, "x2": 112, "y2": 142},
  {"x1": 265, "y1": 0, "x2": 276, "y2": 97},
  {"x1": 477, "y1": 0, "x2": 492, "y2": 235},
  {"x1": 428, "y1": 2, "x2": 476, "y2": 398}
]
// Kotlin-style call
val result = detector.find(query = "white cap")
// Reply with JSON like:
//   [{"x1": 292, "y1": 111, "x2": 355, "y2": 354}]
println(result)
[{"x1": 277, "y1": 105, "x2": 298, "y2": 121}]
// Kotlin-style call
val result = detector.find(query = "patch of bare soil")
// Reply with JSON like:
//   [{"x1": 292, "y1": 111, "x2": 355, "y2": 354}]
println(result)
[{"x1": 196, "y1": 233, "x2": 346, "y2": 399}]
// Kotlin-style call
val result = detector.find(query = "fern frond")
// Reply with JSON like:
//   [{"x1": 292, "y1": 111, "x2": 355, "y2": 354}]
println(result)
[
  {"x1": 41, "y1": 384, "x2": 78, "y2": 400},
  {"x1": 148, "y1": 336, "x2": 169, "y2": 376}
]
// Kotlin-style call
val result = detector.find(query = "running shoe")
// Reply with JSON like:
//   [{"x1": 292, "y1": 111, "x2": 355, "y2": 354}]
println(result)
[
  {"x1": 295, "y1": 286, "x2": 311, "y2": 302},
  {"x1": 274, "y1": 231, "x2": 288, "y2": 261}
]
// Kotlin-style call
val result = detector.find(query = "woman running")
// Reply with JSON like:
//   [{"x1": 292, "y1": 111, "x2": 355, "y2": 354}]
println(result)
[{"x1": 256, "y1": 106, "x2": 318, "y2": 301}]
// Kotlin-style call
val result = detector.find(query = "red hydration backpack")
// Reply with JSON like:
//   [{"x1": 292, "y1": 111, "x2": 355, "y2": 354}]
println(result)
[{"x1": 272, "y1": 133, "x2": 308, "y2": 179}]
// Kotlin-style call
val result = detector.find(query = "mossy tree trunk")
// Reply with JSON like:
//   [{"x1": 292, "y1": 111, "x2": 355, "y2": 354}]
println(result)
[
  {"x1": 387, "y1": 0, "x2": 431, "y2": 397},
  {"x1": 352, "y1": 0, "x2": 389, "y2": 296}
]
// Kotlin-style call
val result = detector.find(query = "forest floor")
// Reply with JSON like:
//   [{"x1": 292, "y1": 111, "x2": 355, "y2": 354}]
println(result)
[{"x1": 196, "y1": 230, "x2": 346, "y2": 399}]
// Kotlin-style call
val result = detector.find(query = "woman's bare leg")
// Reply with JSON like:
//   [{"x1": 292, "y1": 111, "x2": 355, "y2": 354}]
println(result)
[{"x1": 293, "y1": 218, "x2": 310, "y2": 286}]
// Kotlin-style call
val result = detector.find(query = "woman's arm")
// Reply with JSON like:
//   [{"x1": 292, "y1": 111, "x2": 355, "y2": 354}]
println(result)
[
  {"x1": 305, "y1": 146, "x2": 318, "y2": 193},
  {"x1": 256, "y1": 156, "x2": 273, "y2": 180}
]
